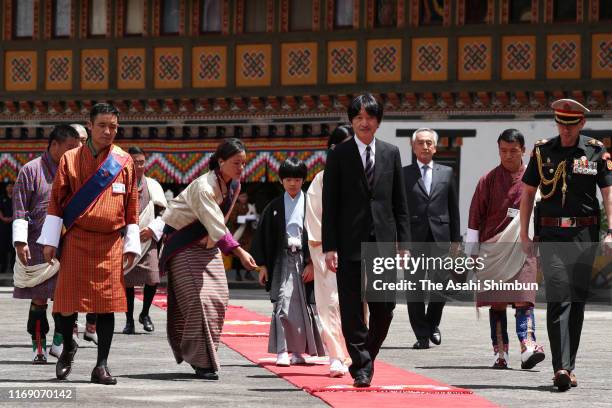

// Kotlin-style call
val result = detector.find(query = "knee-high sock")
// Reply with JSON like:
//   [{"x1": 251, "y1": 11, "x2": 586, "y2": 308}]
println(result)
[
  {"x1": 489, "y1": 308, "x2": 508, "y2": 351},
  {"x1": 51, "y1": 312, "x2": 63, "y2": 346},
  {"x1": 58, "y1": 313, "x2": 77, "y2": 352},
  {"x1": 27, "y1": 303, "x2": 49, "y2": 353},
  {"x1": 125, "y1": 287, "x2": 135, "y2": 321},
  {"x1": 95, "y1": 313, "x2": 114, "y2": 368},
  {"x1": 141, "y1": 284, "x2": 157, "y2": 317},
  {"x1": 515, "y1": 306, "x2": 536, "y2": 344}
]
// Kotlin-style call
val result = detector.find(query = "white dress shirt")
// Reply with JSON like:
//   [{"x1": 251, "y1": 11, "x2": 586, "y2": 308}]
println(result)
[{"x1": 354, "y1": 136, "x2": 376, "y2": 169}]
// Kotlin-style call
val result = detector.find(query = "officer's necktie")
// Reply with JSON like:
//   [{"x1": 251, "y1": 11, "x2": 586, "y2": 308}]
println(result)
[
  {"x1": 422, "y1": 164, "x2": 431, "y2": 195},
  {"x1": 365, "y1": 145, "x2": 374, "y2": 190}
]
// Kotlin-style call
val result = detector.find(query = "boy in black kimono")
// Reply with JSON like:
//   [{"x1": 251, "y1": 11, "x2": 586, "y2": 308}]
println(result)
[{"x1": 252, "y1": 157, "x2": 325, "y2": 366}]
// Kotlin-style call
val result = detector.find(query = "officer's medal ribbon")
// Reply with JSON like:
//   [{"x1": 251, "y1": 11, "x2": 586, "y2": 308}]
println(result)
[{"x1": 572, "y1": 156, "x2": 597, "y2": 176}]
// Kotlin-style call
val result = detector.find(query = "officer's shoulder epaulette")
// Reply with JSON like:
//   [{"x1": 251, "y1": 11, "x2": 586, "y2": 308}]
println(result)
[
  {"x1": 534, "y1": 139, "x2": 550, "y2": 146},
  {"x1": 586, "y1": 138, "x2": 604, "y2": 148}
]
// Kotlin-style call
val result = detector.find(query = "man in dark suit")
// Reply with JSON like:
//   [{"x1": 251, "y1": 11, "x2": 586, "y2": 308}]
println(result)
[
  {"x1": 403, "y1": 128, "x2": 460, "y2": 349},
  {"x1": 322, "y1": 94, "x2": 411, "y2": 387}
]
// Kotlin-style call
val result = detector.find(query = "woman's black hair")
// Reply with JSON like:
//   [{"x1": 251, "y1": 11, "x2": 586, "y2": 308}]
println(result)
[
  {"x1": 279, "y1": 156, "x2": 307, "y2": 180},
  {"x1": 497, "y1": 128, "x2": 525, "y2": 148},
  {"x1": 328, "y1": 125, "x2": 354, "y2": 149},
  {"x1": 128, "y1": 146, "x2": 145, "y2": 156},
  {"x1": 209, "y1": 138, "x2": 246, "y2": 171},
  {"x1": 347, "y1": 93, "x2": 384, "y2": 124}
]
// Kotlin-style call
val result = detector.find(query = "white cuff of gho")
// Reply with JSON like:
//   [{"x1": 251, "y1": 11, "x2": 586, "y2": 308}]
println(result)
[
  {"x1": 123, "y1": 224, "x2": 142, "y2": 255},
  {"x1": 147, "y1": 217, "x2": 165, "y2": 242},
  {"x1": 36, "y1": 215, "x2": 63, "y2": 248},
  {"x1": 12, "y1": 218, "x2": 28, "y2": 246},
  {"x1": 464, "y1": 228, "x2": 480, "y2": 256}
]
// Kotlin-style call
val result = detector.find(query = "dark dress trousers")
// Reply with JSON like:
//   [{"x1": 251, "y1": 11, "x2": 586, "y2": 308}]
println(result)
[
  {"x1": 403, "y1": 162, "x2": 460, "y2": 341},
  {"x1": 322, "y1": 137, "x2": 411, "y2": 379}
]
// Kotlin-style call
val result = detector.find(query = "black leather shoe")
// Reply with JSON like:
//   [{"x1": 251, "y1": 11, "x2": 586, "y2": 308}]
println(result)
[
  {"x1": 139, "y1": 314, "x2": 154, "y2": 332},
  {"x1": 553, "y1": 369, "x2": 571, "y2": 391},
  {"x1": 353, "y1": 374, "x2": 371, "y2": 388},
  {"x1": 194, "y1": 367, "x2": 219, "y2": 380},
  {"x1": 56, "y1": 341, "x2": 78, "y2": 380},
  {"x1": 430, "y1": 327, "x2": 442, "y2": 345},
  {"x1": 413, "y1": 338, "x2": 430, "y2": 349},
  {"x1": 122, "y1": 320, "x2": 135, "y2": 334},
  {"x1": 91, "y1": 366, "x2": 117, "y2": 385}
]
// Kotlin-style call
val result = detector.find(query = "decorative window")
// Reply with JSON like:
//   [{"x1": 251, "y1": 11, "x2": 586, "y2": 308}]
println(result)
[
  {"x1": 420, "y1": 0, "x2": 443, "y2": 25},
  {"x1": 290, "y1": 0, "x2": 312, "y2": 31},
  {"x1": 553, "y1": 0, "x2": 576, "y2": 22},
  {"x1": 89, "y1": 0, "x2": 107, "y2": 36},
  {"x1": 375, "y1": 0, "x2": 396, "y2": 27},
  {"x1": 244, "y1": 0, "x2": 267, "y2": 32},
  {"x1": 201, "y1": 0, "x2": 221, "y2": 33},
  {"x1": 161, "y1": 0, "x2": 180, "y2": 34},
  {"x1": 335, "y1": 0, "x2": 354, "y2": 28},
  {"x1": 14, "y1": 0, "x2": 34, "y2": 38},
  {"x1": 125, "y1": 0, "x2": 144, "y2": 34},
  {"x1": 465, "y1": 0, "x2": 488, "y2": 24},
  {"x1": 509, "y1": 0, "x2": 532, "y2": 23},
  {"x1": 600, "y1": 0, "x2": 612, "y2": 20},
  {"x1": 53, "y1": 0, "x2": 71, "y2": 37}
]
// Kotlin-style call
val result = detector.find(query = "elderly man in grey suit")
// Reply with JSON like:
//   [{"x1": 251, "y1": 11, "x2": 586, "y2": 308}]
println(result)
[{"x1": 403, "y1": 128, "x2": 461, "y2": 349}]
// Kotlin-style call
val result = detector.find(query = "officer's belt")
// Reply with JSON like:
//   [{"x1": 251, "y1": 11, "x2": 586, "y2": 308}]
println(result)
[{"x1": 540, "y1": 216, "x2": 598, "y2": 228}]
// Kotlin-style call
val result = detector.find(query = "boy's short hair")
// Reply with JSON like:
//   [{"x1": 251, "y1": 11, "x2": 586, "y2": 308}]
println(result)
[{"x1": 279, "y1": 156, "x2": 307, "y2": 180}]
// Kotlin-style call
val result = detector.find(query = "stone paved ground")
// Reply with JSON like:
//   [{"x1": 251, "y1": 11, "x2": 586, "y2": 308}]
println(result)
[{"x1": 1, "y1": 286, "x2": 611, "y2": 407}]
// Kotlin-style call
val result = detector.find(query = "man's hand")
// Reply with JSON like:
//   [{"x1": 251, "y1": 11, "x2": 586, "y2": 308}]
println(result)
[
  {"x1": 325, "y1": 251, "x2": 338, "y2": 273},
  {"x1": 42, "y1": 245, "x2": 56, "y2": 264},
  {"x1": 302, "y1": 262, "x2": 314, "y2": 283},
  {"x1": 258, "y1": 266, "x2": 268, "y2": 286},
  {"x1": 140, "y1": 227, "x2": 154, "y2": 242},
  {"x1": 123, "y1": 253, "x2": 136, "y2": 270},
  {"x1": 15, "y1": 242, "x2": 31, "y2": 265},
  {"x1": 520, "y1": 234, "x2": 535, "y2": 257}
]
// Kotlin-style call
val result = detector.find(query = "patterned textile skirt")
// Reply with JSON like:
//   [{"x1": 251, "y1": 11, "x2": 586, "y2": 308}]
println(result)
[
  {"x1": 166, "y1": 244, "x2": 228, "y2": 371},
  {"x1": 124, "y1": 246, "x2": 161, "y2": 287},
  {"x1": 476, "y1": 257, "x2": 538, "y2": 307},
  {"x1": 53, "y1": 226, "x2": 126, "y2": 313},
  {"x1": 13, "y1": 274, "x2": 58, "y2": 300}
]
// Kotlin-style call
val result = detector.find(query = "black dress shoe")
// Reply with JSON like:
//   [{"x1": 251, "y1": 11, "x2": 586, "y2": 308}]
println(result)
[
  {"x1": 430, "y1": 327, "x2": 442, "y2": 345},
  {"x1": 353, "y1": 374, "x2": 371, "y2": 388},
  {"x1": 553, "y1": 369, "x2": 571, "y2": 392},
  {"x1": 194, "y1": 367, "x2": 219, "y2": 380},
  {"x1": 139, "y1": 314, "x2": 154, "y2": 332},
  {"x1": 56, "y1": 342, "x2": 78, "y2": 380},
  {"x1": 122, "y1": 320, "x2": 135, "y2": 334},
  {"x1": 91, "y1": 366, "x2": 117, "y2": 385},
  {"x1": 413, "y1": 339, "x2": 430, "y2": 349}
]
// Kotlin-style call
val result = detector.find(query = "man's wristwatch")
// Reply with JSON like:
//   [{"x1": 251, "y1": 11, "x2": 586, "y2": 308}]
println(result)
[{"x1": 607, "y1": 229, "x2": 612, "y2": 235}]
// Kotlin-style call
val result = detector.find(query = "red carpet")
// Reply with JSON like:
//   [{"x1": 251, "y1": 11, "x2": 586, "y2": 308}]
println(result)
[{"x1": 138, "y1": 289, "x2": 497, "y2": 407}]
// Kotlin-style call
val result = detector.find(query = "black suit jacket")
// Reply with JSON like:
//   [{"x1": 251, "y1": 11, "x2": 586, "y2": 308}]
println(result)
[
  {"x1": 322, "y1": 137, "x2": 411, "y2": 261},
  {"x1": 403, "y1": 162, "x2": 460, "y2": 243}
]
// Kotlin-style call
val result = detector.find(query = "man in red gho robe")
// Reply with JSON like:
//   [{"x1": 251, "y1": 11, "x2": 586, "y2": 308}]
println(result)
[
  {"x1": 38, "y1": 103, "x2": 140, "y2": 385},
  {"x1": 466, "y1": 129, "x2": 545, "y2": 370}
]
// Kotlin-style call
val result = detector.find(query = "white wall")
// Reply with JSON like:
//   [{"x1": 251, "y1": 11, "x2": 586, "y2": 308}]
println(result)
[{"x1": 375, "y1": 119, "x2": 612, "y2": 237}]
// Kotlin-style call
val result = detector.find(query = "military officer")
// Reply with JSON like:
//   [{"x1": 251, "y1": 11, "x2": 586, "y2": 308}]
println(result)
[{"x1": 519, "y1": 99, "x2": 612, "y2": 391}]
